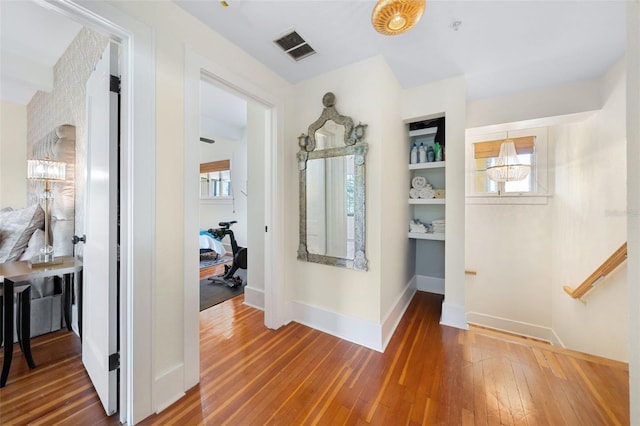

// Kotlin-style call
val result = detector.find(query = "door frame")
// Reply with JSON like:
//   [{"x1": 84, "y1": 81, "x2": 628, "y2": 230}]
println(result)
[
  {"x1": 40, "y1": 1, "x2": 155, "y2": 424},
  {"x1": 183, "y1": 46, "x2": 287, "y2": 389}
]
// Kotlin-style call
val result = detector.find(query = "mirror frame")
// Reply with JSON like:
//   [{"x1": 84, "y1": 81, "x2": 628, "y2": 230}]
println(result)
[{"x1": 297, "y1": 92, "x2": 369, "y2": 271}]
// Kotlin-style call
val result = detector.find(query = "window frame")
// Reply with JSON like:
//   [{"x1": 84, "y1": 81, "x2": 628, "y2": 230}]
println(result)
[
  {"x1": 466, "y1": 127, "x2": 550, "y2": 205},
  {"x1": 199, "y1": 159, "x2": 233, "y2": 203}
]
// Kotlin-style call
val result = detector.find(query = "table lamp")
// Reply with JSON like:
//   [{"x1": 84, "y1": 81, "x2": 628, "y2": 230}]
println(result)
[{"x1": 27, "y1": 158, "x2": 66, "y2": 266}]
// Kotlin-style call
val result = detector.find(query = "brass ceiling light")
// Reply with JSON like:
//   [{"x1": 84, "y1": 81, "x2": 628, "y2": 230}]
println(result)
[{"x1": 371, "y1": 0, "x2": 426, "y2": 35}]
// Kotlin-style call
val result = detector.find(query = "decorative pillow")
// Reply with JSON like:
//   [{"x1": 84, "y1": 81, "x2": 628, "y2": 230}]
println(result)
[
  {"x1": 19, "y1": 229, "x2": 46, "y2": 261},
  {"x1": 0, "y1": 204, "x2": 45, "y2": 262}
]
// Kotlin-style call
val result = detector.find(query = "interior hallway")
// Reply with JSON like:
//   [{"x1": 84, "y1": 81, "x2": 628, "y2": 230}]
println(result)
[
  {"x1": 0, "y1": 292, "x2": 629, "y2": 425},
  {"x1": 145, "y1": 292, "x2": 629, "y2": 425}
]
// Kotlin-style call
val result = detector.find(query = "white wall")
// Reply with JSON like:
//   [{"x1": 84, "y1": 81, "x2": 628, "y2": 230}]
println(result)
[
  {"x1": 287, "y1": 55, "x2": 434, "y2": 350},
  {"x1": 465, "y1": 202, "x2": 553, "y2": 336},
  {"x1": 288, "y1": 56, "x2": 388, "y2": 325},
  {"x1": 108, "y1": 0, "x2": 292, "y2": 416},
  {"x1": 550, "y1": 59, "x2": 627, "y2": 361},
  {"x1": 467, "y1": 77, "x2": 601, "y2": 129},
  {"x1": 465, "y1": 126, "x2": 555, "y2": 341},
  {"x1": 0, "y1": 100, "x2": 27, "y2": 208},
  {"x1": 199, "y1": 135, "x2": 248, "y2": 247},
  {"x1": 464, "y1": 59, "x2": 629, "y2": 360},
  {"x1": 402, "y1": 76, "x2": 467, "y2": 329},
  {"x1": 375, "y1": 60, "x2": 408, "y2": 326},
  {"x1": 626, "y1": 2, "x2": 640, "y2": 422},
  {"x1": 246, "y1": 101, "x2": 267, "y2": 302}
]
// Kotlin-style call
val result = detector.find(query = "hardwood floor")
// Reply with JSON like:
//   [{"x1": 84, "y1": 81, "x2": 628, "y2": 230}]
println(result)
[
  {"x1": 1, "y1": 291, "x2": 629, "y2": 425},
  {"x1": 0, "y1": 328, "x2": 119, "y2": 425}
]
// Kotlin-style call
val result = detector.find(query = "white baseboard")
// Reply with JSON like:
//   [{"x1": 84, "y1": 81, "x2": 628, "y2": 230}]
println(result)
[
  {"x1": 440, "y1": 302, "x2": 468, "y2": 330},
  {"x1": 381, "y1": 277, "x2": 417, "y2": 351},
  {"x1": 466, "y1": 311, "x2": 562, "y2": 346},
  {"x1": 154, "y1": 364, "x2": 185, "y2": 413},
  {"x1": 416, "y1": 275, "x2": 445, "y2": 295},
  {"x1": 243, "y1": 286, "x2": 264, "y2": 310},
  {"x1": 291, "y1": 301, "x2": 383, "y2": 352}
]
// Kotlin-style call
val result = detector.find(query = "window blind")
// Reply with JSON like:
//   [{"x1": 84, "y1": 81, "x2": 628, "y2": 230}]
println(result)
[
  {"x1": 473, "y1": 136, "x2": 535, "y2": 159},
  {"x1": 200, "y1": 159, "x2": 230, "y2": 173}
]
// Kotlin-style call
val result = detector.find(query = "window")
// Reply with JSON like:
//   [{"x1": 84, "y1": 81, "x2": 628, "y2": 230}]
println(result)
[
  {"x1": 466, "y1": 128, "x2": 548, "y2": 204},
  {"x1": 473, "y1": 136, "x2": 535, "y2": 195},
  {"x1": 200, "y1": 160, "x2": 232, "y2": 199}
]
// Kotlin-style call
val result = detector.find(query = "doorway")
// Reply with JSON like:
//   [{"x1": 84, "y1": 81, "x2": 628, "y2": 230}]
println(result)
[
  {"x1": 198, "y1": 79, "x2": 249, "y2": 308},
  {"x1": 25, "y1": 1, "x2": 156, "y2": 424},
  {"x1": 183, "y1": 48, "x2": 285, "y2": 389}
]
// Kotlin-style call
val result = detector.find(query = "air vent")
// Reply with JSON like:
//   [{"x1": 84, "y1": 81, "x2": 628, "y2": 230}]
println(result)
[{"x1": 274, "y1": 31, "x2": 316, "y2": 61}]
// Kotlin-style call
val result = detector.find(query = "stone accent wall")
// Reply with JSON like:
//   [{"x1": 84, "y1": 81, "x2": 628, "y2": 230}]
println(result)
[{"x1": 27, "y1": 27, "x2": 109, "y2": 255}]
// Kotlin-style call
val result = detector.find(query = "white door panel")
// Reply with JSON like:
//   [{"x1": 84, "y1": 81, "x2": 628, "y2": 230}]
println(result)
[{"x1": 83, "y1": 41, "x2": 118, "y2": 416}]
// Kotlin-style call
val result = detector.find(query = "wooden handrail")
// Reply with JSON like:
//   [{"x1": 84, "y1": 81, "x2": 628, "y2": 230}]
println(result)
[{"x1": 563, "y1": 242, "x2": 627, "y2": 300}]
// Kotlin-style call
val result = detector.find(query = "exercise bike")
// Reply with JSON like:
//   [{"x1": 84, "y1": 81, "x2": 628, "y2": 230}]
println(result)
[{"x1": 208, "y1": 221, "x2": 247, "y2": 288}]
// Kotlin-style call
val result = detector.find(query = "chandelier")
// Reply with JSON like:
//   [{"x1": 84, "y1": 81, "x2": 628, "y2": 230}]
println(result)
[
  {"x1": 486, "y1": 140, "x2": 530, "y2": 182},
  {"x1": 371, "y1": 0, "x2": 426, "y2": 36}
]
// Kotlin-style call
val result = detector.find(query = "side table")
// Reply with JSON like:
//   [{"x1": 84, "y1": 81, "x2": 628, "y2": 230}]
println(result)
[{"x1": 0, "y1": 256, "x2": 82, "y2": 388}]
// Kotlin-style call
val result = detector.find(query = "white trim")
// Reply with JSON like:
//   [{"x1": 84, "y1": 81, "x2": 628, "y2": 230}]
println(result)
[
  {"x1": 199, "y1": 197, "x2": 233, "y2": 204},
  {"x1": 291, "y1": 301, "x2": 383, "y2": 352},
  {"x1": 440, "y1": 301, "x2": 468, "y2": 330},
  {"x1": 466, "y1": 312, "x2": 563, "y2": 346},
  {"x1": 466, "y1": 194, "x2": 550, "y2": 205},
  {"x1": 44, "y1": 1, "x2": 156, "y2": 424},
  {"x1": 183, "y1": 46, "x2": 287, "y2": 397},
  {"x1": 416, "y1": 275, "x2": 445, "y2": 295},
  {"x1": 381, "y1": 278, "x2": 417, "y2": 351},
  {"x1": 243, "y1": 286, "x2": 264, "y2": 310},
  {"x1": 153, "y1": 364, "x2": 185, "y2": 414},
  {"x1": 409, "y1": 161, "x2": 445, "y2": 170},
  {"x1": 183, "y1": 47, "x2": 202, "y2": 392}
]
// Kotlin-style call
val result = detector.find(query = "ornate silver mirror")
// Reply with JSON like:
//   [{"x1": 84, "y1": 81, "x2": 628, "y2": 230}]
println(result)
[{"x1": 297, "y1": 92, "x2": 368, "y2": 271}]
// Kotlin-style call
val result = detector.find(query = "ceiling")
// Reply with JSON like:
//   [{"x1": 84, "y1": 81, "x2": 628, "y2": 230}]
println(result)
[
  {"x1": 201, "y1": 80, "x2": 247, "y2": 140},
  {"x1": 175, "y1": 0, "x2": 627, "y2": 101},
  {"x1": 0, "y1": 1, "x2": 627, "y2": 135},
  {"x1": 0, "y1": 1, "x2": 82, "y2": 105}
]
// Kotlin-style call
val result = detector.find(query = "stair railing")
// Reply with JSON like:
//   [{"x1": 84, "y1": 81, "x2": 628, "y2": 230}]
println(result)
[{"x1": 563, "y1": 242, "x2": 627, "y2": 301}]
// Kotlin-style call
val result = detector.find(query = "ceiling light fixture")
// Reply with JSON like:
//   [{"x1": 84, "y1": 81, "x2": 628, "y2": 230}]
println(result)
[
  {"x1": 486, "y1": 140, "x2": 531, "y2": 182},
  {"x1": 372, "y1": 0, "x2": 426, "y2": 36}
]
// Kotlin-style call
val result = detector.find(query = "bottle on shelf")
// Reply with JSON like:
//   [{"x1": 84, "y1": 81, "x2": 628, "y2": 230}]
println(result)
[
  {"x1": 410, "y1": 143, "x2": 418, "y2": 164},
  {"x1": 427, "y1": 146, "x2": 435, "y2": 162},
  {"x1": 435, "y1": 142, "x2": 443, "y2": 161},
  {"x1": 418, "y1": 143, "x2": 426, "y2": 163}
]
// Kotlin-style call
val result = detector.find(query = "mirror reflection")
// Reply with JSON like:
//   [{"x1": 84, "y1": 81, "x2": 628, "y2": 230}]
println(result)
[
  {"x1": 315, "y1": 120, "x2": 346, "y2": 150},
  {"x1": 306, "y1": 154, "x2": 355, "y2": 259},
  {"x1": 297, "y1": 92, "x2": 368, "y2": 271}
]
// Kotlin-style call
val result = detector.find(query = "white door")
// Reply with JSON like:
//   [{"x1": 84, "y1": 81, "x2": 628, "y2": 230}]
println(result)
[{"x1": 83, "y1": 42, "x2": 119, "y2": 416}]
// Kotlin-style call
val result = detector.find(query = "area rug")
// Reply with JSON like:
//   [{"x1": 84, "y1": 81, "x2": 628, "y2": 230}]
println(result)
[
  {"x1": 200, "y1": 275, "x2": 245, "y2": 311},
  {"x1": 200, "y1": 256, "x2": 231, "y2": 269}
]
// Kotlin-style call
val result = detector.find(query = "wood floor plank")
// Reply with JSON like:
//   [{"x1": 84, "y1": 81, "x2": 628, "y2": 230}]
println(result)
[{"x1": 1, "y1": 291, "x2": 630, "y2": 425}]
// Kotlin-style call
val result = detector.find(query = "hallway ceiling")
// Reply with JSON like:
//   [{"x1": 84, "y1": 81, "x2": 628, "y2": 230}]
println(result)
[
  {"x1": 0, "y1": 1, "x2": 82, "y2": 105},
  {"x1": 174, "y1": 0, "x2": 627, "y2": 100},
  {"x1": 0, "y1": 1, "x2": 627, "y2": 133}
]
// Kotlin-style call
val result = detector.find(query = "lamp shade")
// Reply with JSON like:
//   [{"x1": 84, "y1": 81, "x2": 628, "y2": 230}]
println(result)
[
  {"x1": 485, "y1": 141, "x2": 530, "y2": 182},
  {"x1": 372, "y1": 0, "x2": 425, "y2": 35},
  {"x1": 27, "y1": 159, "x2": 66, "y2": 181}
]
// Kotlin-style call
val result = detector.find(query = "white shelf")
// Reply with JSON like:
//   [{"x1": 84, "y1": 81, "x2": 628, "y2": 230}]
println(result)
[
  {"x1": 409, "y1": 161, "x2": 446, "y2": 170},
  {"x1": 408, "y1": 232, "x2": 445, "y2": 241},
  {"x1": 408, "y1": 127, "x2": 437, "y2": 137},
  {"x1": 409, "y1": 198, "x2": 445, "y2": 205}
]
